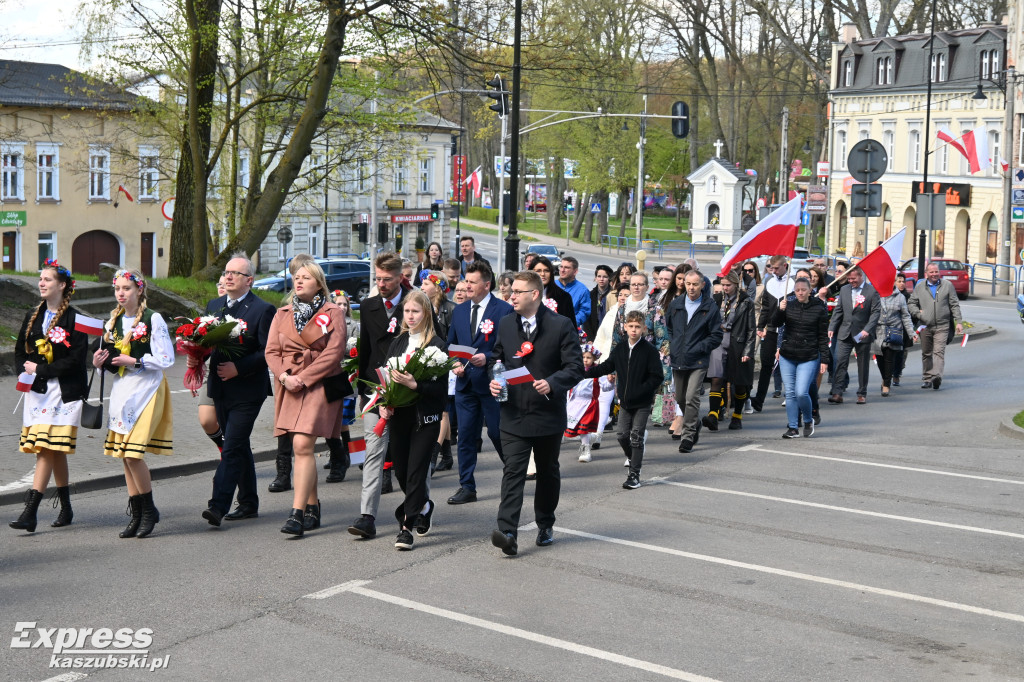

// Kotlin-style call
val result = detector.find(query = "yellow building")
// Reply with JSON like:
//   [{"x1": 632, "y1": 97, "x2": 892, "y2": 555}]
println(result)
[
  {"x1": 0, "y1": 60, "x2": 171, "y2": 277},
  {"x1": 826, "y1": 23, "x2": 1009, "y2": 264}
]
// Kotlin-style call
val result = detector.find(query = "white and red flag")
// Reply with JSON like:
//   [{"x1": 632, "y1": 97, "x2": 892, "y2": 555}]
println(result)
[
  {"x1": 74, "y1": 315, "x2": 105, "y2": 336},
  {"x1": 117, "y1": 184, "x2": 134, "y2": 202},
  {"x1": 938, "y1": 126, "x2": 991, "y2": 174},
  {"x1": 503, "y1": 365, "x2": 535, "y2": 386},
  {"x1": 855, "y1": 227, "x2": 906, "y2": 297},
  {"x1": 463, "y1": 166, "x2": 483, "y2": 199},
  {"x1": 718, "y1": 194, "x2": 801, "y2": 276},
  {"x1": 348, "y1": 437, "x2": 367, "y2": 465},
  {"x1": 448, "y1": 344, "x2": 477, "y2": 360},
  {"x1": 16, "y1": 372, "x2": 35, "y2": 392}
]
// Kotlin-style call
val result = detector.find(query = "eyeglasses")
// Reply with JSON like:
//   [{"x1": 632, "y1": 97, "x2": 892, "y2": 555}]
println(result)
[
  {"x1": 510, "y1": 289, "x2": 538, "y2": 297},
  {"x1": 375, "y1": 276, "x2": 397, "y2": 283},
  {"x1": 630, "y1": 282, "x2": 646, "y2": 287},
  {"x1": 222, "y1": 270, "x2": 251, "y2": 279},
  {"x1": 743, "y1": 268, "x2": 755, "y2": 274}
]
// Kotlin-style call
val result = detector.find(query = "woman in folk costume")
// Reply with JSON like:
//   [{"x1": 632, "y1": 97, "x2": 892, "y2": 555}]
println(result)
[
  {"x1": 9, "y1": 260, "x2": 89, "y2": 533},
  {"x1": 565, "y1": 344, "x2": 614, "y2": 463},
  {"x1": 93, "y1": 268, "x2": 175, "y2": 538},
  {"x1": 265, "y1": 255, "x2": 347, "y2": 537}
]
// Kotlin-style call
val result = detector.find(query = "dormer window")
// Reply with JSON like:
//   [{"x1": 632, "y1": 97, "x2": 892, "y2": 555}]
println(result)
[
  {"x1": 876, "y1": 57, "x2": 893, "y2": 85},
  {"x1": 930, "y1": 53, "x2": 947, "y2": 82},
  {"x1": 843, "y1": 60, "x2": 853, "y2": 87},
  {"x1": 980, "y1": 50, "x2": 1000, "y2": 80}
]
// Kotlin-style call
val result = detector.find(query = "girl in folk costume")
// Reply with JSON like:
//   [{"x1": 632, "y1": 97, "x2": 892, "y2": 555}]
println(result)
[
  {"x1": 9, "y1": 260, "x2": 89, "y2": 533},
  {"x1": 265, "y1": 255, "x2": 347, "y2": 536},
  {"x1": 565, "y1": 344, "x2": 614, "y2": 463},
  {"x1": 93, "y1": 268, "x2": 175, "y2": 538},
  {"x1": 380, "y1": 289, "x2": 448, "y2": 551}
]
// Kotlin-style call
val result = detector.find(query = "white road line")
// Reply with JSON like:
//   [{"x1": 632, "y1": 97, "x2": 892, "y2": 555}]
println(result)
[
  {"x1": 651, "y1": 480, "x2": 1024, "y2": 539},
  {"x1": 737, "y1": 444, "x2": 1024, "y2": 486},
  {"x1": 41, "y1": 674, "x2": 88, "y2": 682},
  {"x1": 304, "y1": 580, "x2": 719, "y2": 681},
  {"x1": 553, "y1": 526, "x2": 1024, "y2": 624},
  {"x1": 0, "y1": 471, "x2": 36, "y2": 493}
]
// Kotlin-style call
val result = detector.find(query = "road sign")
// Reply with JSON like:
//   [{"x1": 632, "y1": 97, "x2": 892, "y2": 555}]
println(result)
[
  {"x1": 161, "y1": 198, "x2": 175, "y2": 221},
  {"x1": 1012, "y1": 206, "x2": 1024, "y2": 224},
  {"x1": 847, "y1": 139, "x2": 887, "y2": 184},
  {"x1": 801, "y1": 210, "x2": 810, "y2": 226},
  {"x1": 850, "y1": 182, "x2": 882, "y2": 217},
  {"x1": 1015, "y1": 168, "x2": 1024, "y2": 184},
  {"x1": 916, "y1": 193, "x2": 946, "y2": 230},
  {"x1": 276, "y1": 227, "x2": 293, "y2": 243},
  {"x1": 1013, "y1": 189, "x2": 1024, "y2": 204},
  {"x1": 816, "y1": 162, "x2": 830, "y2": 177},
  {"x1": 805, "y1": 185, "x2": 827, "y2": 214}
]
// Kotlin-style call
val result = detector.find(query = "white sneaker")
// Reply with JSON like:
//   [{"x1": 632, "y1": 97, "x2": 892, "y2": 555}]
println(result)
[
  {"x1": 743, "y1": 399, "x2": 753, "y2": 414},
  {"x1": 578, "y1": 445, "x2": 592, "y2": 463},
  {"x1": 624, "y1": 457, "x2": 631, "y2": 467},
  {"x1": 781, "y1": 398, "x2": 787, "y2": 406}
]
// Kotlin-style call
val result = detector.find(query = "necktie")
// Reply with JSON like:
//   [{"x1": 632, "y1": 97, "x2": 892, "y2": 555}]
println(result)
[
  {"x1": 471, "y1": 304, "x2": 480, "y2": 334},
  {"x1": 385, "y1": 299, "x2": 394, "y2": 311},
  {"x1": 523, "y1": 320, "x2": 531, "y2": 338},
  {"x1": 226, "y1": 298, "x2": 238, "y2": 309}
]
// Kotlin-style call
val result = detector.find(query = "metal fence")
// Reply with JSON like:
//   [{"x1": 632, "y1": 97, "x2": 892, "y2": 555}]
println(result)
[
  {"x1": 599, "y1": 236, "x2": 729, "y2": 260},
  {"x1": 969, "y1": 263, "x2": 1023, "y2": 296}
]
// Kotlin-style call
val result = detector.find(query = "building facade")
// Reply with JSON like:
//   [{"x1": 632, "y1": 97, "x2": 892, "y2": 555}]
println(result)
[{"x1": 826, "y1": 23, "x2": 1011, "y2": 264}]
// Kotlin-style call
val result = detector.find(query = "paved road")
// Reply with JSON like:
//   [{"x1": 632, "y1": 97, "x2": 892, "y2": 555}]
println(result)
[{"x1": 2, "y1": 296, "x2": 1022, "y2": 680}]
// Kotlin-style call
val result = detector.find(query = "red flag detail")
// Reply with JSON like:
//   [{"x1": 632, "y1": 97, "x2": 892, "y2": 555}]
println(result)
[
  {"x1": 718, "y1": 195, "x2": 801, "y2": 276},
  {"x1": 448, "y1": 344, "x2": 476, "y2": 359},
  {"x1": 117, "y1": 184, "x2": 134, "y2": 202},
  {"x1": 16, "y1": 372, "x2": 35, "y2": 392},
  {"x1": 855, "y1": 227, "x2": 906, "y2": 296},
  {"x1": 74, "y1": 315, "x2": 105, "y2": 336},
  {"x1": 503, "y1": 365, "x2": 534, "y2": 385}
]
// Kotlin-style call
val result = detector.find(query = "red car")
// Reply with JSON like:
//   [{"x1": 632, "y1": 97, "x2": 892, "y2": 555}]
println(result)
[{"x1": 898, "y1": 258, "x2": 969, "y2": 298}]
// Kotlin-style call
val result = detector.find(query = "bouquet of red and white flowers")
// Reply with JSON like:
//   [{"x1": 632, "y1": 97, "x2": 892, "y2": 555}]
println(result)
[
  {"x1": 361, "y1": 344, "x2": 456, "y2": 436},
  {"x1": 174, "y1": 315, "x2": 248, "y2": 396}
]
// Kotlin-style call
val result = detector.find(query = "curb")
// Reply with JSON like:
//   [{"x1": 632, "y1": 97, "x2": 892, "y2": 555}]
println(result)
[
  {"x1": 0, "y1": 442, "x2": 328, "y2": 507},
  {"x1": 998, "y1": 416, "x2": 1024, "y2": 442}
]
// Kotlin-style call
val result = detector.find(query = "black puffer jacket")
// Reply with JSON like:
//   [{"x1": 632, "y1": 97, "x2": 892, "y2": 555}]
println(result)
[{"x1": 772, "y1": 295, "x2": 830, "y2": 363}]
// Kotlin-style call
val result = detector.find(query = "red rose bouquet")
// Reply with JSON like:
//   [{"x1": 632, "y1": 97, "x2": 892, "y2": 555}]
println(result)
[{"x1": 174, "y1": 315, "x2": 247, "y2": 396}]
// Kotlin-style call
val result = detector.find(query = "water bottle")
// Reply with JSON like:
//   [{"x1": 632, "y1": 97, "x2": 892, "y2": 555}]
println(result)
[{"x1": 492, "y1": 360, "x2": 509, "y2": 402}]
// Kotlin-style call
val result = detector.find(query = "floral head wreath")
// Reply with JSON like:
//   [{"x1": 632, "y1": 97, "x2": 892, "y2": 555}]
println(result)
[
  {"x1": 419, "y1": 270, "x2": 449, "y2": 294},
  {"x1": 332, "y1": 289, "x2": 344, "y2": 299},
  {"x1": 42, "y1": 258, "x2": 76, "y2": 295},
  {"x1": 113, "y1": 269, "x2": 145, "y2": 291},
  {"x1": 581, "y1": 343, "x2": 601, "y2": 359}
]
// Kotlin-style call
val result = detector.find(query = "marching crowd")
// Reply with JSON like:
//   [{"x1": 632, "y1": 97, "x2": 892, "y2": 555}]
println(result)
[{"x1": 8, "y1": 235, "x2": 964, "y2": 556}]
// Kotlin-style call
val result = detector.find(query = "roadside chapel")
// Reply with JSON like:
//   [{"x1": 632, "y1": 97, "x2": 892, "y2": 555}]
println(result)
[{"x1": 687, "y1": 141, "x2": 752, "y2": 246}]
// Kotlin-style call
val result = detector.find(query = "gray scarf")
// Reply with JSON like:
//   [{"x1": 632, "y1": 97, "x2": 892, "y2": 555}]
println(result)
[{"x1": 292, "y1": 292, "x2": 325, "y2": 332}]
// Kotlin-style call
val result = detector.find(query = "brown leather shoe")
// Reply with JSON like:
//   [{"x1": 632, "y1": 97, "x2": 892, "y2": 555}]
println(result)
[
  {"x1": 856, "y1": 396, "x2": 866, "y2": 404},
  {"x1": 828, "y1": 394, "x2": 843, "y2": 404}
]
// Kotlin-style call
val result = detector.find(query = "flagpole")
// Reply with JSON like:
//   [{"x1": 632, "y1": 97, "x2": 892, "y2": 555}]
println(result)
[{"x1": 918, "y1": 0, "x2": 937, "y2": 282}]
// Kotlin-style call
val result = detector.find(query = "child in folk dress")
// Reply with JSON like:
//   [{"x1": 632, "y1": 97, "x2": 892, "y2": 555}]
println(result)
[
  {"x1": 93, "y1": 269, "x2": 175, "y2": 538},
  {"x1": 564, "y1": 344, "x2": 614, "y2": 463}
]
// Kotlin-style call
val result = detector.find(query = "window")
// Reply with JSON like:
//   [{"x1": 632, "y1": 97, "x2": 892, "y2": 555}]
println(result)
[
  {"x1": 886, "y1": 57, "x2": 893, "y2": 84},
  {"x1": 89, "y1": 147, "x2": 110, "y2": 200},
  {"x1": 38, "y1": 232, "x2": 55, "y2": 263},
  {"x1": 843, "y1": 61, "x2": 852, "y2": 87},
  {"x1": 238, "y1": 151, "x2": 250, "y2": 189},
  {"x1": 2, "y1": 144, "x2": 25, "y2": 200},
  {"x1": 939, "y1": 144, "x2": 949, "y2": 174},
  {"x1": 837, "y1": 130, "x2": 848, "y2": 169},
  {"x1": 876, "y1": 59, "x2": 886, "y2": 85},
  {"x1": 882, "y1": 130, "x2": 894, "y2": 171},
  {"x1": 36, "y1": 144, "x2": 59, "y2": 200},
  {"x1": 357, "y1": 159, "x2": 369, "y2": 192},
  {"x1": 138, "y1": 146, "x2": 159, "y2": 201},
  {"x1": 930, "y1": 54, "x2": 947, "y2": 82},
  {"x1": 278, "y1": 231, "x2": 291, "y2": 261},
  {"x1": 875, "y1": 57, "x2": 893, "y2": 85},
  {"x1": 981, "y1": 50, "x2": 1000, "y2": 80},
  {"x1": 986, "y1": 214, "x2": 999, "y2": 263},
  {"x1": 990, "y1": 130, "x2": 1001, "y2": 177},
  {"x1": 308, "y1": 224, "x2": 319, "y2": 255},
  {"x1": 908, "y1": 130, "x2": 921, "y2": 173},
  {"x1": 418, "y1": 156, "x2": 433, "y2": 194},
  {"x1": 981, "y1": 50, "x2": 991, "y2": 79},
  {"x1": 394, "y1": 160, "x2": 408, "y2": 194}
]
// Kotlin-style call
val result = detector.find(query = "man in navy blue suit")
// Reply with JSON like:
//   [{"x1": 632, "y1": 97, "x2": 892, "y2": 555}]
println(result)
[
  {"x1": 198, "y1": 253, "x2": 276, "y2": 527},
  {"x1": 446, "y1": 261, "x2": 513, "y2": 505}
]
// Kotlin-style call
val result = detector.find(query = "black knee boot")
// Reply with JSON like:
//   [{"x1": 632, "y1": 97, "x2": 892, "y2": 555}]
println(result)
[
  {"x1": 136, "y1": 491, "x2": 160, "y2": 538},
  {"x1": 9, "y1": 489, "x2": 44, "y2": 533},
  {"x1": 119, "y1": 495, "x2": 142, "y2": 538},
  {"x1": 51, "y1": 485, "x2": 73, "y2": 527},
  {"x1": 381, "y1": 466, "x2": 393, "y2": 494},
  {"x1": 435, "y1": 440, "x2": 454, "y2": 472},
  {"x1": 326, "y1": 438, "x2": 349, "y2": 483},
  {"x1": 429, "y1": 441, "x2": 442, "y2": 477},
  {"x1": 269, "y1": 435, "x2": 292, "y2": 493}
]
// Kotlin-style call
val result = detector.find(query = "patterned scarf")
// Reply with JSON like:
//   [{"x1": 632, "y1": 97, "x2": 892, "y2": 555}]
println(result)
[
  {"x1": 720, "y1": 292, "x2": 737, "y2": 331},
  {"x1": 292, "y1": 292, "x2": 325, "y2": 332}
]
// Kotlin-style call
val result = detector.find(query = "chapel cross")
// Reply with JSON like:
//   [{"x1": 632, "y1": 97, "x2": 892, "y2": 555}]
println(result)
[{"x1": 714, "y1": 139, "x2": 725, "y2": 157}]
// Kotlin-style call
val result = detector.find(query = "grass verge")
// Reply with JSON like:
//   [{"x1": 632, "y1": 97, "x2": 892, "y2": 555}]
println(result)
[{"x1": 1013, "y1": 410, "x2": 1024, "y2": 429}]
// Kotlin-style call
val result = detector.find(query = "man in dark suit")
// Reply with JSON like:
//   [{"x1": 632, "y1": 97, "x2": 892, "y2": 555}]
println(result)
[
  {"x1": 200, "y1": 254, "x2": 276, "y2": 526},
  {"x1": 828, "y1": 267, "x2": 881, "y2": 405},
  {"x1": 447, "y1": 261, "x2": 513, "y2": 505},
  {"x1": 347, "y1": 252, "x2": 408, "y2": 539},
  {"x1": 489, "y1": 270, "x2": 584, "y2": 556}
]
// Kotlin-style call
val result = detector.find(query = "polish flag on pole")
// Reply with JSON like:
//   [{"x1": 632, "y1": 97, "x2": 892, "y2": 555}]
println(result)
[
  {"x1": 16, "y1": 372, "x2": 35, "y2": 392},
  {"x1": 503, "y1": 365, "x2": 535, "y2": 386},
  {"x1": 463, "y1": 166, "x2": 483, "y2": 199},
  {"x1": 938, "y1": 126, "x2": 991, "y2": 174},
  {"x1": 854, "y1": 227, "x2": 906, "y2": 297},
  {"x1": 448, "y1": 344, "x2": 477, "y2": 360},
  {"x1": 936, "y1": 127, "x2": 968, "y2": 158},
  {"x1": 117, "y1": 184, "x2": 134, "y2": 202},
  {"x1": 347, "y1": 437, "x2": 367, "y2": 465},
  {"x1": 74, "y1": 315, "x2": 105, "y2": 336},
  {"x1": 718, "y1": 194, "x2": 802, "y2": 276}
]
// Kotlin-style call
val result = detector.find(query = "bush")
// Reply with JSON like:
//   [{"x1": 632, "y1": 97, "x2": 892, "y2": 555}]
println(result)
[{"x1": 467, "y1": 207, "x2": 499, "y2": 222}]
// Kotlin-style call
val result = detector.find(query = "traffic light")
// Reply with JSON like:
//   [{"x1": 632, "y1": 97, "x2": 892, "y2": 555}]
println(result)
[
  {"x1": 377, "y1": 222, "x2": 389, "y2": 244},
  {"x1": 486, "y1": 74, "x2": 509, "y2": 118},
  {"x1": 671, "y1": 101, "x2": 689, "y2": 139},
  {"x1": 355, "y1": 222, "x2": 368, "y2": 243},
  {"x1": 395, "y1": 228, "x2": 403, "y2": 252},
  {"x1": 430, "y1": 203, "x2": 440, "y2": 220}
]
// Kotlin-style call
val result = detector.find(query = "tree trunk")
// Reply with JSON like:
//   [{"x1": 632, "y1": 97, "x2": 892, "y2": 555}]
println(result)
[
  {"x1": 571, "y1": 192, "x2": 587, "y2": 238},
  {"x1": 594, "y1": 188, "x2": 609, "y2": 242},
  {"x1": 168, "y1": 137, "x2": 197, "y2": 276},
  {"x1": 583, "y1": 196, "x2": 595, "y2": 243},
  {"x1": 547, "y1": 157, "x2": 564, "y2": 235}
]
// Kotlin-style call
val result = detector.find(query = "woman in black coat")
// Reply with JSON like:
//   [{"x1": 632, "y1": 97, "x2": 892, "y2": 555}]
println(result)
[
  {"x1": 531, "y1": 256, "x2": 576, "y2": 325},
  {"x1": 704, "y1": 271, "x2": 756, "y2": 431},
  {"x1": 772, "y1": 278, "x2": 830, "y2": 439}
]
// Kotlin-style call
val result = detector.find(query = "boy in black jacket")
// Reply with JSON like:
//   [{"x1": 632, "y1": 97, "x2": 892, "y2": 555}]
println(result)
[{"x1": 585, "y1": 311, "x2": 664, "y2": 489}]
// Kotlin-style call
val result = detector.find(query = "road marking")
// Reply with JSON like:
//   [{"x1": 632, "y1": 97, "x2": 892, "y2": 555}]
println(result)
[
  {"x1": 304, "y1": 580, "x2": 719, "y2": 681},
  {"x1": 738, "y1": 444, "x2": 1024, "y2": 486},
  {"x1": 553, "y1": 526, "x2": 1024, "y2": 624},
  {"x1": 651, "y1": 480, "x2": 1024, "y2": 539},
  {"x1": 0, "y1": 471, "x2": 36, "y2": 493},
  {"x1": 41, "y1": 674, "x2": 88, "y2": 682}
]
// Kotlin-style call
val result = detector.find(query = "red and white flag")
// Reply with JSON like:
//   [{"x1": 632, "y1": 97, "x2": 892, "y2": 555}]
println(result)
[
  {"x1": 503, "y1": 365, "x2": 535, "y2": 386},
  {"x1": 16, "y1": 372, "x2": 35, "y2": 392},
  {"x1": 998, "y1": 157, "x2": 1010, "y2": 172},
  {"x1": 939, "y1": 126, "x2": 991, "y2": 174},
  {"x1": 463, "y1": 165, "x2": 483, "y2": 199},
  {"x1": 117, "y1": 184, "x2": 134, "y2": 202},
  {"x1": 448, "y1": 344, "x2": 477, "y2": 360},
  {"x1": 74, "y1": 315, "x2": 105, "y2": 336},
  {"x1": 855, "y1": 227, "x2": 906, "y2": 297},
  {"x1": 348, "y1": 437, "x2": 367, "y2": 465},
  {"x1": 961, "y1": 333, "x2": 969, "y2": 348},
  {"x1": 718, "y1": 195, "x2": 801, "y2": 276}
]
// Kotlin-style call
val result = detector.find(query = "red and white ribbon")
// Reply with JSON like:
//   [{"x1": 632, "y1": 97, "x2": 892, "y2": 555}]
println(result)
[
  {"x1": 47, "y1": 326, "x2": 70, "y2": 347},
  {"x1": 314, "y1": 313, "x2": 330, "y2": 336},
  {"x1": 480, "y1": 318, "x2": 494, "y2": 341},
  {"x1": 387, "y1": 317, "x2": 397, "y2": 334},
  {"x1": 542, "y1": 297, "x2": 558, "y2": 312},
  {"x1": 513, "y1": 341, "x2": 534, "y2": 358}
]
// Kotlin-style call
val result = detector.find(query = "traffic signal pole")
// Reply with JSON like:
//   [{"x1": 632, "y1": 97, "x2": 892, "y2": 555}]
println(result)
[{"x1": 505, "y1": 0, "x2": 523, "y2": 274}]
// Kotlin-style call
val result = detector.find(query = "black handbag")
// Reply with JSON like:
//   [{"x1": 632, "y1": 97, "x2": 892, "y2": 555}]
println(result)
[
  {"x1": 323, "y1": 371, "x2": 353, "y2": 403},
  {"x1": 884, "y1": 327, "x2": 903, "y2": 346},
  {"x1": 80, "y1": 369, "x2": 105, "y2": 430}
]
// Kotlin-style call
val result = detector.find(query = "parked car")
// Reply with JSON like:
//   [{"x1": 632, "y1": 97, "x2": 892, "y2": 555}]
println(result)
[
  {"x1": 897, "y1": 258, "x2": 969, "y2": 298},
  {"x1": 522, "y1": 243, "x2": 563, "y2": 269},
  {"x1": 746, "y1": 248, "x2": 816, "y2": 278},
  {"x1": 253, "y1": 257, "x2": 372, "y2": 302}
]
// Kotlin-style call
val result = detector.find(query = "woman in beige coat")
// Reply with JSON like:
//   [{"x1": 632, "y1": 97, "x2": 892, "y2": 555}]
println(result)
[{"x1": 265, "y1": 255, "x2": 348, "y2": 537}]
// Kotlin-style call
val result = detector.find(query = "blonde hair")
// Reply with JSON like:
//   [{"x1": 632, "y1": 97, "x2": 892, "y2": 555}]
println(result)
[
  {"x1": 287, "y1": 254, "x2": 329, "y2": 301},
  {"x1": 400, "y1": 289, "x2": 436, "y2": 349},
  {"x1": 105, "y1": 268, "x2": 148, "y2": 343},
  {"x1": 422, "y1": 270, "x2": 449, "y2": 310},
  {"x1": 24, "y1": 265, "x2": 73, "y2": 354}
]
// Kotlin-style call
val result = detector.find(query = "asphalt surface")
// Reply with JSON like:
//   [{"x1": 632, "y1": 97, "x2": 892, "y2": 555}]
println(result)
[{"x1": 1, "y1": 260, "x2": 1022, "y2": 681}]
